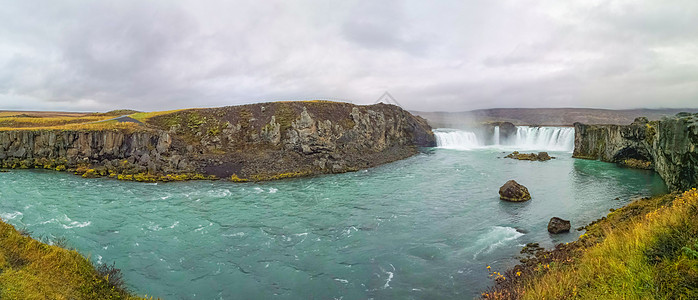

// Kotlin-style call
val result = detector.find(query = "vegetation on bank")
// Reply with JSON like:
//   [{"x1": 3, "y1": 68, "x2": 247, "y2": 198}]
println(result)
[
  {"x1": 0, "y1": 109, "x2": 188, "y2": 131},
  {"x1": 0, "y1": 219, "x2": 150, "y2": 299},
  {"x1": 1, "y1": 157, "x2": 218, "y2": 183},
  {"x1": 0, "y1": 115, "x2": 112, "y2": 129},
  {"x1": 0, "y1": 110, "x2": 147, "y2": 131},
  {"x1": 0, "y1": 121, "x2": 142, "y2": 132},
  {"x1": 0, "y1": 102, "x2": 432, "y2": 182},
  {"x1": 483, "y1": 189, "x2": 698, "y2": 299}
]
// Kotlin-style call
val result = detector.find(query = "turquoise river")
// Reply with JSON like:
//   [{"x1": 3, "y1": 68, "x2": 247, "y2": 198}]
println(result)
[{"x1": 0, "y1": 128, "x2": 667, "y2": 299}]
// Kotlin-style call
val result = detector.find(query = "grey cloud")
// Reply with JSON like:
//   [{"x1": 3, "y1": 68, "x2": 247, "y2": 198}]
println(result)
[{"x1": 0, "y1": 0, "x2": 696, "y2": 112}]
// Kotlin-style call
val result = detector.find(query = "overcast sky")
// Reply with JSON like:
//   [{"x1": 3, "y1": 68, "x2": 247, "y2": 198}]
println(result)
[{"x1": 0, "y1": 0, "x2": 697, "y2": 112}]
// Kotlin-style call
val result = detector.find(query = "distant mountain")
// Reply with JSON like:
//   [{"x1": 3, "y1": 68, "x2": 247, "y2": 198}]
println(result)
[{"x1": 412, "y1": 108, "x2": 698, "y2": 128}]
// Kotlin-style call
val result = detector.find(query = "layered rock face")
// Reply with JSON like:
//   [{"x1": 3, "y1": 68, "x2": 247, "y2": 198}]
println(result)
[
  {"x1": 574, "y1": 113, "x2": 698, "y2": 192},
  {"x1": 0, "y1": 129, "x2": 197, "y2": 178},
  {"x1": 0, "y1": 102, "x2": 436, "y2": 181}
]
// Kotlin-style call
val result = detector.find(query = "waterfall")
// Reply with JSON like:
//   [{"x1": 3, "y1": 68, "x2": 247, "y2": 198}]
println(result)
[
  {"x1": 434, "y1": 126, "x2": 575, "y2": 151},
  {"x1": 510, "y1": 126, "x2": 574, "y2": 152},
  {"x1": 493, "y1": 126, "x2": 500, "y2": 146},
  {"x1": 433, "y1": 129, "x2": 482, "y2": 150}
]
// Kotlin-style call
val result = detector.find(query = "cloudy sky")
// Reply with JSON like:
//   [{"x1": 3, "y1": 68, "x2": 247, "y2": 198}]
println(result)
[{"x1": 1, "y1": 0, "x2": 697, "y2": 112}]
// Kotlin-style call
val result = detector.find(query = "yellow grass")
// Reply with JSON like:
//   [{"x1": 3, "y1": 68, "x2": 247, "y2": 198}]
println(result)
[
  {"x1": 0, "y1": 219, "x2": 151, "y2": 299},
  {"x1": 0, "y1": 111, "x2": 91, "y2": 118},
  {"x1": 0, "y1": 108, "x2": 192, "y2": 131},
  {"x1": 521, "y1": 189, "x2": 698, "y2": 299},
  {"x1": 0, "y1": 115, "x2": 112, "y2": 129},
  {"x1": 128, "y1": 109, "x2": 190, "y2": 122},
  {"x1": 0, "y1": 121, "x2": 141, "y2": 132}
]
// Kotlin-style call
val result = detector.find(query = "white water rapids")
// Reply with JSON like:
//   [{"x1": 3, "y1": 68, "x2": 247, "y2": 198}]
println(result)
[{"x1": 434, "y1": 126, "x2": 575, "y2": 152}]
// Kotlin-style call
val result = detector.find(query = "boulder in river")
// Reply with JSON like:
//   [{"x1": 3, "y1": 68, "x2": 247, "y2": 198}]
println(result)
[
  {"x1": 548, "y1": 217, "x2": 571, "y2": 234},
  {"x1": 504, "y1": 151, "x2": 554, "y2": 161},
  {"x1": 499, "y1": 180, "x2": 531, "y2": 202}
]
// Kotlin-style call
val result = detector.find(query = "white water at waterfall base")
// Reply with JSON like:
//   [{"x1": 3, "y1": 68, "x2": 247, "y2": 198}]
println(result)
[{"x1": 434, "y1": 126, "x2": 575, "y2": 152}]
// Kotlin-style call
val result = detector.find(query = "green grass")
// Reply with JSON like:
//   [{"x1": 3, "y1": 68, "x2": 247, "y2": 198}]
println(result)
[
  {"x1": 0, "y1": 219, "x2": 152, "y2": 299},
  {"x1": 128, "y1": 109, "x2": 190, "y2": 123},
  {"x1": 483, "y1": 189, "x2": 698, "y2": 299}
]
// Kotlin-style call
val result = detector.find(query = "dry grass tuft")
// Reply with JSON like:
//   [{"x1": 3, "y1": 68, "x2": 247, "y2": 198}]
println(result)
[
  {"x1": 0, "y1": 219, "x2": 152, "y2": 299},
  {"x1": 483, "y1": 190, "x2": 698, "y2": 299}
]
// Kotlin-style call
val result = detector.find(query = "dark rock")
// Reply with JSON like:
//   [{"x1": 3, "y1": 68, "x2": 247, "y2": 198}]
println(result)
[
  {"x1": 620, "y1": 158, "x2": 652, "y2": 170},
  {"x1": 499, "y1": 180, "x2": 531, "y2": 202},
  {"x1": 574, "y1": 112, "x2": 698, "y2": 192},
  {"x1": 548, "y1": 217, "x2": 571, "y2": 234},
  {"x1": 537, "y1": 152, "x2": 552, "y2": 161},
  {"x1": 632, "y1": 117, "x2": 649, "y2": 125},
  {"x1": 520, "y1": 242, "x2": 544, "y2": 256},
  {"x1": 481, "y1": 122, "x2": 517, "y2": 142},
  {"x1": 499, "y1": 122, "x2": 517, "y2": 139},
  {"x1": 504, "y1": 151, "x2": 554, "y2": 161}
]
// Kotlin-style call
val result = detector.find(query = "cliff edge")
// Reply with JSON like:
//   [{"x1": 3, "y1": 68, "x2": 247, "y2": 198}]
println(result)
[
  {"x1": 573, "y1": 112, "x2": 698, "y2": 192},
  {"x1": 0, "y1": 101, "x2": 435, "y2": 181}
]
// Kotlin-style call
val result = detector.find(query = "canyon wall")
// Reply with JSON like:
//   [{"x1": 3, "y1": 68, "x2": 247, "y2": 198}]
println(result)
[
  {"x1": 574, "y1": 113, "x2": 698, "y2": 192},
  {"x1": 0, "y1": 102, "x2": 435, "y2": 181}
]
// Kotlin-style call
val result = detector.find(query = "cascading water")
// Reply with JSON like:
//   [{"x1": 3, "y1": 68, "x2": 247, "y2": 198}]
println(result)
[
  {"x1": 493, "y1": 126, "x2": 500, "y2": 146},
  {"x1": 434, "y1": 126, "x2": 575, "y2": 152},
  {"x1": 511, "y1": 126, "x2": 574, "y2": 151},
  {"x1": 433, "y1": 129, "x2": 482, "y2": 150}
]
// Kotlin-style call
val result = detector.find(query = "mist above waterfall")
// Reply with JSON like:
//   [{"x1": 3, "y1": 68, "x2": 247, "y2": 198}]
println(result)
[{"x1": 434, "y1": 126, "x2": 574, "y2": 152}]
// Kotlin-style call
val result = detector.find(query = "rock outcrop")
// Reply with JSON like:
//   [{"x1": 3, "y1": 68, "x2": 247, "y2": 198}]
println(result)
[
  {"x1": 574, "y1": 113, "x2": 698, "y2": 192},
  {"x1": 547, "y1": 217, "x2": 571, "y2": 234},
  {"x1": 499, "y1": 180, "x2": 532, "y2": 202},
  {"x1": 504, "y1": 151, "x2": 554, "y2": 161},
  {"x1": 482, "y1": 122, "x2": 517, "y2": 142},
  {"x1": 0, "y1": 102, "x2": 436, "y2": 181}
]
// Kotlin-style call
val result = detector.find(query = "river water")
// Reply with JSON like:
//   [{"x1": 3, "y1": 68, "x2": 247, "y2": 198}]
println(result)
[{"x1": 0, "y1": 127, "x2": 666, "y2": 299}]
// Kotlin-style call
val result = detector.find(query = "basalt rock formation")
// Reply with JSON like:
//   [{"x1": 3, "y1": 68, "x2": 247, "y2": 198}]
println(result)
[
  {"x1": 0, "y1": 102, "x2": 435, "y2": 181},
  {"x1": 483, "y1": 122, "x2": 517, "y2": 141},
  {"x1": 574, "y1": 113, "x2": 698, "y2": 192},
  {"x1": 499, "y1": 180, "x2": 532, "y2": 202},
  {"x1": 547, "y1": 217, "x2": 571, "y2": 234}
]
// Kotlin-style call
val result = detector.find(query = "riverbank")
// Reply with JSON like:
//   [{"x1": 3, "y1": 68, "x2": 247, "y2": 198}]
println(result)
[
  {"x1": 0, "y1": 219, "x2": 148, "y2": 299},
  {"x1": 482, "y1": 188, "x2": 698, "y2": 299},
  {"x1": 0, "y1": 101, "x2": 435, "y2": 182}
]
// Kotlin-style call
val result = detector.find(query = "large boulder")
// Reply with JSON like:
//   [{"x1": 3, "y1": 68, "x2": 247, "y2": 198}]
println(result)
[
  {"x1": 499, "y1": 180, "x2": 531, "y2": 202},
  {"x1": 547, "y1": 217, "x2": 571, "y2": 234}
]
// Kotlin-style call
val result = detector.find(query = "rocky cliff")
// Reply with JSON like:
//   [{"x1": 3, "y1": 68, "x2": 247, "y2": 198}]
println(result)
[
  {"x1": 0, "y1": 101, "x2": 435, "y2": 181},
  {"x1": 573, "y1": 113, "x2": 698, "y2": 192}
]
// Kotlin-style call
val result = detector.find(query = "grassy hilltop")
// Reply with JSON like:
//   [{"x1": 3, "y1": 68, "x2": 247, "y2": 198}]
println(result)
[
  {"x1": 0, "y1": 109, "x2": 164, "y2": 131},
  {"x1": 0, "y1": 101, "x2": 435, "y2": 182}
]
